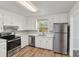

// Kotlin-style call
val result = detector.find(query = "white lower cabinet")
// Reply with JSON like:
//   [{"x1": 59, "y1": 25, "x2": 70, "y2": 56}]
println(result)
[
  {"x1": 46, "y1": 38, "x2": 53, "y2": 50},
  {"x1": 21, "y1": 35, "x2": 28, "y2": 48},
  {"x1": 0, "y1": 40, "x2": 6, "y2": 57},
  {"x1": 35, "y1": 36, "x2": 53, "y2": 50},
  {"x1": 40, "y1": 37, "x2": 47, "y2": 49},
  {"x1": 35, "y1": 37, "x2": 41, "y2": 47}
]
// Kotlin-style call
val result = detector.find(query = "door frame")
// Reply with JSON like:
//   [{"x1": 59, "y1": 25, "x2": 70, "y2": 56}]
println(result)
[{"x1": 69, "y1": 9, "x2": 79, "y2": 56}]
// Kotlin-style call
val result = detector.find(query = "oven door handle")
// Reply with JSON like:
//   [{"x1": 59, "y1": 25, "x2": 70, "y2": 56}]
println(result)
[{"x1": 8, "y1": 38, "x2": 21, "y2": 42}]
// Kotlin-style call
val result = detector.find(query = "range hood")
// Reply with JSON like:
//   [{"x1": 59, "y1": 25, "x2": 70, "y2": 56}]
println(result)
[
  {"x1": 3, "y1": 25, "x2": 19, "y2": 30},
  {"x1": 3, "y1": 25, "x2": 19, "y2": 32}
]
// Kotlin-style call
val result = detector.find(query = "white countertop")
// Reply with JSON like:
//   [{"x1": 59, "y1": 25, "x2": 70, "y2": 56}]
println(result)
[
  {"x1": 15, "y1": 31, "x2": 54, "y2": 38},
  {"x1": 0, "y1": 38, "x2": 6, "y2": 43},
  {"x1": 37, "y1": 35, "x2": 53, "y2": 38},
  {"x1": 28, "y1": 33, "x2": 54, "y2": 38}
]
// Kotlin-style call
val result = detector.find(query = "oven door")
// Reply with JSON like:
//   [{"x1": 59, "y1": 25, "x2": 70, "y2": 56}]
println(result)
[{"x1": 7, "y1": 39, "x2": 21, "y2": 51}]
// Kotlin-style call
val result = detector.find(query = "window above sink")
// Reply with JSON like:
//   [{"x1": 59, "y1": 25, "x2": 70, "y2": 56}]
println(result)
[{"x1": 37, "y1": 19, "x2": 49, "y2": 35}]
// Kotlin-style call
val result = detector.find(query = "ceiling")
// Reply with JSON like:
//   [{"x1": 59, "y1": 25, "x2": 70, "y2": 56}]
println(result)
[{"x1": 0, "y1": 1, "x2": 76, "y2": 16}]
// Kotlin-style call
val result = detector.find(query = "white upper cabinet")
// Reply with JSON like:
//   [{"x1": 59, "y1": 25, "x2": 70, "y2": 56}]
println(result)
[
  {"x1": 23, "y1": 19, "x2": 27, "y2": 30},
  {"x1": 3, "y1": 11, "x2": 27, "y2": 30},
  {"x1": 4, "y1": 13, "x2": 21, "y2": 26},
  {"x1": 0, "y1": 14, "x2": 3, "y2": 32},
  {"x1": 18, "y1": 18, "x2": 26, "y2": 30},
  {"x1": 11, "y1": 15, "x2": 19, "y2": 26},
  {"x1": 25, "y1": 17, "x2": 37, "y2": 30},
  {"x1": 4, "y1": 13, "x2": 15, "y2": 26}
]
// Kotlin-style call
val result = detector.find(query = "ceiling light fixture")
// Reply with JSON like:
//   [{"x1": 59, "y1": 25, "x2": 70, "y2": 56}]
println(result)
[{"x1": 17, "y1": 1, "x2": 38, "y2": 12}]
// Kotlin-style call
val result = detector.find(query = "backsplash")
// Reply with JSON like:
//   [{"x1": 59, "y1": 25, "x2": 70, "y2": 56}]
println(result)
[
  {"x1": 15, "y1": 30, "x2": 38, "y2": 36},
  {"x1": 15, "y1": 30, "x2": 53, "y2": 37}
]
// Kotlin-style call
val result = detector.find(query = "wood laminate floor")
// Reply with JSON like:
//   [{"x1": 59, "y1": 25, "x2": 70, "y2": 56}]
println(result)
[{"x1": 12, "y1": 46, "x2": 69, "y2": 57}]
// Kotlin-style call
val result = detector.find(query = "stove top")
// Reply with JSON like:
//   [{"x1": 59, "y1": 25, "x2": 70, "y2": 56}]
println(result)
[{"x1": 0, "y1": 35, "x2": 21, "y2": 40}]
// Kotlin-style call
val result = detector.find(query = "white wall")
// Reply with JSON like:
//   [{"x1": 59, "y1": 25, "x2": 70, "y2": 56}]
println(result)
[{"x1": 69, "y1": 1, "x2": 79, "y2": 56}]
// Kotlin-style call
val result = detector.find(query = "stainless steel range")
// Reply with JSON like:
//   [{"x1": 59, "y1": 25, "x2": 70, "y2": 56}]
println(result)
[{"x1": 0, "y1": 33, "x2": 21, "y2": 57}]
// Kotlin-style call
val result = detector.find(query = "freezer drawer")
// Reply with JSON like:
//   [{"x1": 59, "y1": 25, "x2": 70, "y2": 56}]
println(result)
[{"x1": 53, "y1": 33, "x2": 67, "y2": 54}]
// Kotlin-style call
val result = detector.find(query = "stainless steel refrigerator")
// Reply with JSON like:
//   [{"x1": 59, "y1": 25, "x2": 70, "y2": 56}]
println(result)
[{"x1": 53, "y1": 23, "x2": 69, "y2": 54}]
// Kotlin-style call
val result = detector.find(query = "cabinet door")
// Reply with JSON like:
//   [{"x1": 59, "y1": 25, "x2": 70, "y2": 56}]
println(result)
[
  {"x1": 4, "y1": 14, "x2": 19, "y2": 26},
  {"x1": 4, "y1": 14, "x2": 13, "y2": 25},
  {"x1": 26, "y1": 18, "x2": 37, "y2": 30},
  {"x1": 0, "y1": 43, "x2": 6, "y2": 57},
  {"x1": 0, "y1": 23, "x2": 3, "y2": 32},
  {"x1": 24, "y1": 35, "x2": 29, "y2": 45},
  {"x1": 18, "y1": 19, "x2": 25, "y2": 30},
  {"x1": 0, "y1": 14, "x2": 3, "y2": 32},
  {"x1": 21, "y1": 42, "x2": 26, "y2": 48},
  {"x1": 12, "y1": 16, "x2": 18, "y2": 26},
  {"x1": 23, "y1": 19, "x2": 27, "y2": 30},
  {"x1": 40, "y1": 37, "x2": 47, "y2": 49},
  {"x1": 21, "y1": 35, "x2": 28, "y2": 48},
  {"x1": 35, "y1": 37, "x2": 41, "y2": 47},
  {"x1": 46, "y1": 38, "x2": 53, "y2": 50}
]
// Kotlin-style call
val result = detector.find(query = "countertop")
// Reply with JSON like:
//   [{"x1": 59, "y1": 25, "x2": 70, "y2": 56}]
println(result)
[
  {"x1": 37, "y1": 35, "x2": 53, "y2": 38},
  {"x1": 0, "y1": 38, "x2": 6, "y2": 43}
]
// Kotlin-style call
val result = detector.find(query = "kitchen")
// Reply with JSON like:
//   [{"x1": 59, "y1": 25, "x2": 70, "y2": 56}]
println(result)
[{"x1": 0, "y1": 1, "x2": 77, "y2": 57}]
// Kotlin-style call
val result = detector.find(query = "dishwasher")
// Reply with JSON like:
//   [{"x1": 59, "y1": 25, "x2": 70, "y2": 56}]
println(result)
[{"x1": 28, "y1": 35, "x2": 35, "y2": 47}]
